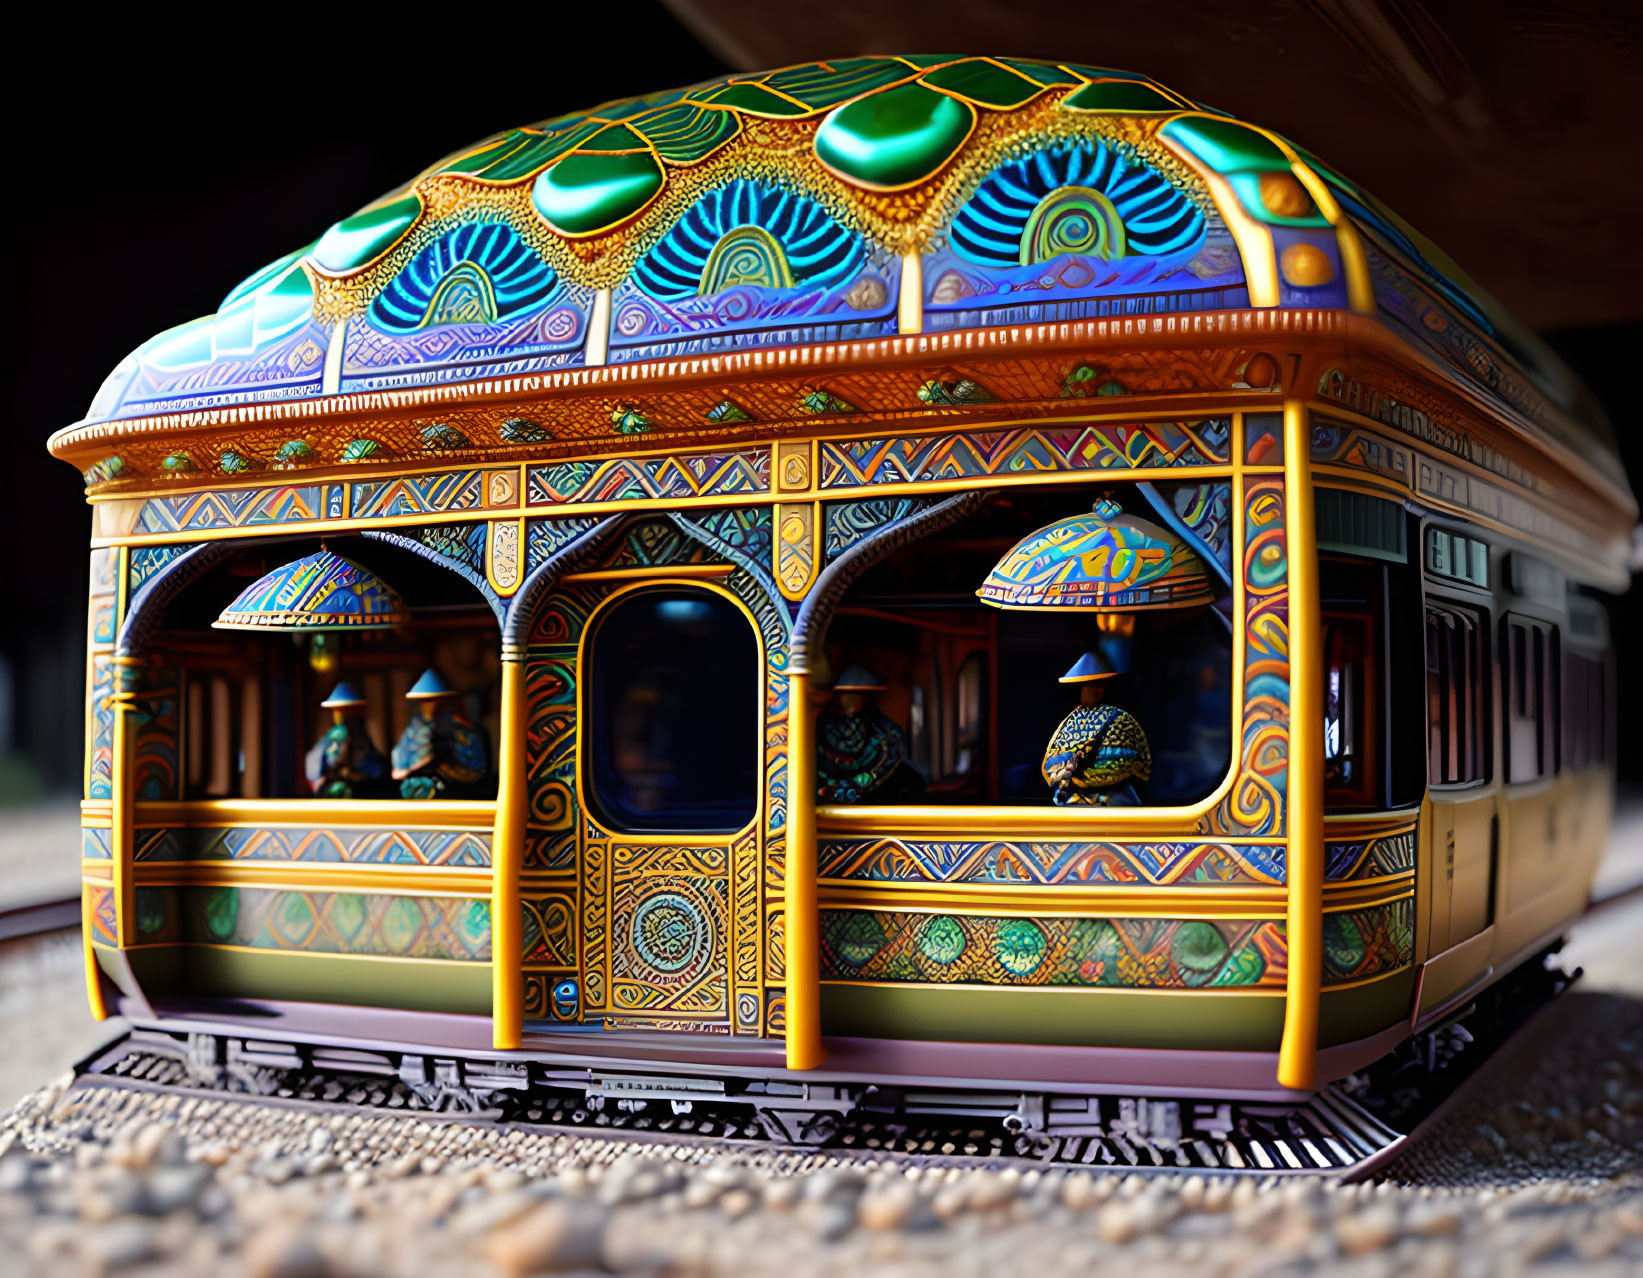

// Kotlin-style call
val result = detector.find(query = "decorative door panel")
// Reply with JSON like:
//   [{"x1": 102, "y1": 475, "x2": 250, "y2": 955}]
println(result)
[
  {"x1": 521, "y1": 510, "x2": 787, "y2": 1035},
  {"x1": 601, "y1": 843, "x2": 730, "y2": 1020}
]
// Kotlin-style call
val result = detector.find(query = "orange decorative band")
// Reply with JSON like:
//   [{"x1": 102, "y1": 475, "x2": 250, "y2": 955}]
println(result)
[
  {"x1": 817, "y1": 419, "x2": 1230, "y2": 489},
  {"x1": 1325, "y1": 824, "x2": 1416, "y2": 883},
  {"x1": 130, "y1": 825, "x2": 492, "y2": 868},
  {"x1": 818, "y1": 837, "x2": 1285, "y2": 887},
  {"x1": 526, "y1": 450, "x2": 770, "y2": 505}
]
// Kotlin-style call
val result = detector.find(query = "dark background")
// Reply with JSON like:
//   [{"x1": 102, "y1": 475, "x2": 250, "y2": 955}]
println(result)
[{"x1": 1, "y1": 4, "x2": 1638, "y2": 799}]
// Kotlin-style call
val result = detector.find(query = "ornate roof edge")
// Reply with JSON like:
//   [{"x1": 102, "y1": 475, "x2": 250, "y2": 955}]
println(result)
[{"x1": 48, "y1": 308, "x2": 1636, "y2": 527}]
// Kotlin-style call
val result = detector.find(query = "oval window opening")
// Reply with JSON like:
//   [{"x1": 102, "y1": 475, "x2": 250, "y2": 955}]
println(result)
[{"x1": 587, "y1": 587, "x2": 758, "y2": 833}]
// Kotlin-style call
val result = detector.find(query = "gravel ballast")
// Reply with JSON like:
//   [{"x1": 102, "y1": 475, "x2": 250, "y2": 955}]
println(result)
[{"x1": 2, "y1": 895, "x2": 1639, "y2": 1276}]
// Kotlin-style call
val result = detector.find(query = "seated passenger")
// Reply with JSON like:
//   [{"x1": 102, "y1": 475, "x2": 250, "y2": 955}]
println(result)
[
  {"x1": 1043, "y1": 651, "x2": 1151, "y2": 806},
  {"x1": 305, "y1": 682, "x2": 391, "y2": 799},
  {"x1": 391, "y1": 668, "x2": 491, "y2": 799},
  {"x1": 816, "y1": 664, "x2": 922, "y2": 803}
]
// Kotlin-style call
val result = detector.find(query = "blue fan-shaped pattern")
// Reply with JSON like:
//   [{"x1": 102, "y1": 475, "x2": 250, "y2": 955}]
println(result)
[
  {"x1": 951, "y1": 143, "x2": 1205, "y2": 269},
  {"x1": 369, "y1": 224, "x2": 560, "y2": 333},
  {"x1": 633, "y1": 181, "x2": 864, "y2": 301}
]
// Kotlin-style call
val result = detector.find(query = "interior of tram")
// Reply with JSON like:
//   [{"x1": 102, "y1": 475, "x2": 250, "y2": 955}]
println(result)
[
  {"x1": 814, "y1": 481, "x2": 1238, "y2": 810},
  {"x1": 139, "y1": 536, "x2": 500, "y2": 803}
]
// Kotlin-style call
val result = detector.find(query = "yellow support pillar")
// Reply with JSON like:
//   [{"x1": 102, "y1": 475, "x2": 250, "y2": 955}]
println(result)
[
  {"x1": 82, "y1": 889, "x2": 108, "y2": 1020},
  {"x1": 491, "y1": 657, "x2": 526, "y2": 1050},
  {"x1": 1278, "y1": 401, "x2": 1324, "y2": 1091},
  {"x1": 784, "y1": 668, "x2": 825, "y2": 1070},
  {"x1": 110, "y1": 653, "x2": 138, "y2": 948}
]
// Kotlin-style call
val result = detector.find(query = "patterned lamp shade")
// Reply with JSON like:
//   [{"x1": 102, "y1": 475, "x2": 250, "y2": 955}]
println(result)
[
  {"x1": 977, "y1": 500, "x2": 1212, "y2": 611},
  {"x1": 213, "y1": 550, "x2": 409, "y2": 631}
]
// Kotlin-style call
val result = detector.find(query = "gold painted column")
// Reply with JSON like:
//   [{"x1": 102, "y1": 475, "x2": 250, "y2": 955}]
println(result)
[
  {"x1": 81, "y1": 890, "x2": 108, "y2": 1019},
  {"x1": 1277, "y1": 401, "x2": 1323, "y2": 1090},
  {"x1": 110, "y1": 652, "x2": 139, "y2": 948},
  {"x1": 784, "y1": 667, "x2": 824, "y2": 1070},
  {"x1": 491, "y1": 655, "x2": 526, "y2": 1050}
]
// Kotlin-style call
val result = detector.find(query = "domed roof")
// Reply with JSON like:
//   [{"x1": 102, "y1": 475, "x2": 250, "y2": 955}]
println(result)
[{"x1": 55, "y1": 54, "x2": 1620, "y2": 504}]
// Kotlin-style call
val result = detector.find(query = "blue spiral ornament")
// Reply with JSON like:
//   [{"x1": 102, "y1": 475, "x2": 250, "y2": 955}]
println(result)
[
  {"x1": 631, "y1": 892, "x2": 707, "y2": 974},
  {"x1": 951, "y1": 142, "x2": 1205, "y2": 268},
  {"x1": 633, "y1": 180, "x2": 864, "y2": 301},
  {"x1": 369, "y1": 223, "x2": 560, "y2": 332}
]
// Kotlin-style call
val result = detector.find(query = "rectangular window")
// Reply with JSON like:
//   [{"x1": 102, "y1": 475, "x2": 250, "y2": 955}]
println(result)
[
  {"x1": 1425, "y1": 528, "x2": 1489, "y2": 590},
  {"x1": 1323, "y1": 610, "x2": 1376, "y2": 805},
  {"x1": 1425, "y1": 602, "x2": 1487, "y2": 786},
  {"x1": 1503, "y1": 615, "x2": 1558, "y2": 783},
  {"x1": 1563, "y1": 649, "x2": 1610, "y2": 772},
  {"x1": 1320, "y1": 548, "x2": 1425, "y2": 812},
  {"x1": 587, "y1": 587, "x2": 758, "y2": 833}
]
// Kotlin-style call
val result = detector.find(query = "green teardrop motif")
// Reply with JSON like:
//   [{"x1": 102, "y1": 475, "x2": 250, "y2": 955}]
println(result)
[
  {"x1": 1323, "y1": 913, "x2": 1369, "y2": 976},
  {"x1": 380, "y1": 897, "x2": 425, "y2": 954},
  {"x1": 273, "y1": 439, "x2": 314, "y2": 463},
  {"x1": 832, "y1": 911, "x2": 888, "y2": 967},
  {"x1": 996, "y1": 918, "x2": 1048, "y2": 976},
  {"x1": 1159, "y1": 116, "x2": 1290, "y2": 175},
  {"x1": 500, "y1": 417, "x2": 550, "y2": 443},
  {"x1": 918, "y1": 915, "x2": 966, "y2": 965},
  {"x1": 311, "y1": 194, "x2": 423, "y2": 274},
  {"x1": 532, "y1": 151, "x2": 665, "y2": 235},
  {"x1": 919, "y1": 60, "x2": 1043, "y2": 109},
  {"x1": 1171, "y1": 920, "x2": 1231, "y2": 986},
  {"x1": 327, "y1": 892, "x2": 367, "y2": 942},
  {"x1": 203, "y1": 887, "x2": 238, "y2": 941},
  {"x1": 1212, "y1": 939, "x2": 1267, "y2": 987},
  {"x1": 1063, "y1": 80, "x2": 1182, "y2": 113},
  {"x1": 82, "y1": 456, "x2": 127, "y2": 486},
  {"x1": 135, "y1": 888, "x2": 168, "y2": 938},
  {"x1": 815, "y1": 83, "x2": 975, "y2": 188}
]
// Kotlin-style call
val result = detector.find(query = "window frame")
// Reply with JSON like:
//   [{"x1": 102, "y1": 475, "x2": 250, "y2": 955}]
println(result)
[
  {"x1": 1501, "y1": 612, "x2": 1560, "y2": 785},
  {"x1": 815, "y1": 480, "x2": 1242, "y2": 830},
  {"x1": 580, "y1": 582, "x2": 763, "y2": 838},
  {"x1": 1423, "y1": 597, "x2": 1491, "y2": 790},
  {"x1": 1562, "y1": 642, "x2": 1612, "y2": 774},
  {"x1": 1321, "y1": 606, "x2": 1378, "y2": 807}
]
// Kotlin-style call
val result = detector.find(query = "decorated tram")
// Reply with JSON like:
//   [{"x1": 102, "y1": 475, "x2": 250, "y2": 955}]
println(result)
[{"x1": 51, "y1": 57, "x2": 1628, "y2": 1138}]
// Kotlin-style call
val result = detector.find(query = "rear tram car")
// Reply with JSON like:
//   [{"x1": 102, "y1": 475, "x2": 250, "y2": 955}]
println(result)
[{"x1": 52, "y1": 57, "x2": 1628, "y2": 1159}]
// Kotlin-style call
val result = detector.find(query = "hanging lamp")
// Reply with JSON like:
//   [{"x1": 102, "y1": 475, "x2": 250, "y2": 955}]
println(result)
[
  {"x1": 977, "y1": 499, "x2": 1211, "y2": 611},
  {"x1": 213, "y1": 550, "x2": 409, "y2": 631}
]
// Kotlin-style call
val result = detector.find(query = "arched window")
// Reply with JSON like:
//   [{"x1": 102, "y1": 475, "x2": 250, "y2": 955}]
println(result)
[{"x1": 586, "y1": 587, "x2": 758, "y2": 833}]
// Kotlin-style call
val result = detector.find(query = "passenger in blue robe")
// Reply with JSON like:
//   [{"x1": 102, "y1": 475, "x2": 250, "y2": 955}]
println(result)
[
  {"x1": 391, "y1": 668, "x2": 491, "y2": 799},
  {"x1": 305, "y1": 682, "x2": 390, "y2": 799},
  {"x1": 1043, "y1": 652, "x2": 1152, "y2": 806},
  {"x1": 816, "y1": 665, "x2": 922, "y2": 803}
]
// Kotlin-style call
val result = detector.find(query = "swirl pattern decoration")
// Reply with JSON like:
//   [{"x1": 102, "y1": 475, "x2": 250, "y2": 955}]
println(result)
[
  {"x1": 951, "y1": 141, "x2": 1206, "y2": 269},
  {"x1": 633, "y1": 181, "x2": 864, "y2": 301},
  {"x1": 368, "y1": 223, "x2": 561, "y2": 333}
]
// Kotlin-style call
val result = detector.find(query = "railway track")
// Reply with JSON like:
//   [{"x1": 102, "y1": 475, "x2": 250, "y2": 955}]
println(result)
[
  {"x1": 63, "y1": 944, "x2": 1571, "y2": 1181},
  {"x1": 74, "y1": 1034, "x2": 1403, "y2": 1177},
  {"x1": 21, "y1": 873, "x2": 1638, "y2": 1181},
  {"x1": 0, "y1": 895, "x2": 80, "y2": 944}
]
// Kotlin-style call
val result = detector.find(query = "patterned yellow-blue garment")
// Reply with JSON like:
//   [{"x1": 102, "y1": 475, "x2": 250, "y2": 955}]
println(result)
[
  {"x1": 305, "y1": 720, "x2": 389, "y2": 799},
  {"x1": 392, "y1": 709, "x2": 490, "y2": 799},
  {"x1": 1043, "y1": 703, "x2": 1152, "y2": 805},
  {"x1": 817, "y1": 708, "x2": 907, "y2": 803}
]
